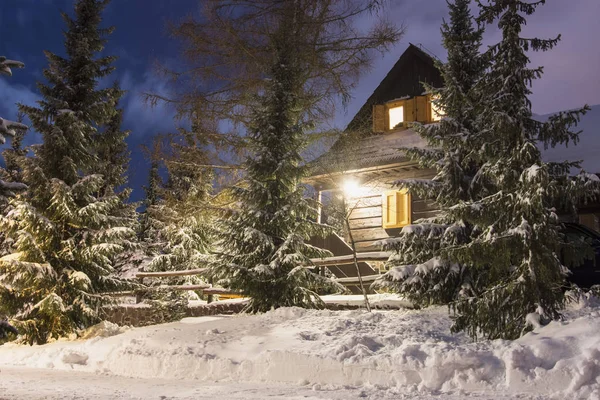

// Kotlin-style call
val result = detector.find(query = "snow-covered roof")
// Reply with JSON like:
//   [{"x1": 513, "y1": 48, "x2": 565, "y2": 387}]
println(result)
[{"x1": 309, "y1": 128, "x2": 428, "y2": 177}]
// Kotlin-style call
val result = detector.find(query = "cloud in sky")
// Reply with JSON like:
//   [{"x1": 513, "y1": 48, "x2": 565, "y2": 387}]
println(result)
[{"x1": 120, "y1": 69, "x2": 181, "y2": 137}]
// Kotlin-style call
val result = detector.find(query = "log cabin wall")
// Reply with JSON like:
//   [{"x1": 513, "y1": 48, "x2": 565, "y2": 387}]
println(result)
[{"x1": 346, "y1": 168, "x2": 437, "y2": 252}]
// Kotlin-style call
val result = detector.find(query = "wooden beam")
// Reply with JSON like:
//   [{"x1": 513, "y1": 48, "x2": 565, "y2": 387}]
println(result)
[
  {"x1": 202, "y1": 288, "x2": 241, "y2": 296},
  {"x1": 310, "y1": 251, "x2": 391, "y2": 266},
  {"x1": 158, "y1": 284, "x2": 211, "y2": 291},
  {"x1": 304, "y1": 161, "x2": 419, "y2": 188},
  {"x1": 106, "y1": 291, "x2": 136, "y2": 297},
  {"x1": 336, "y1": 274, "x2": 381, "y2": 284},
  {"x1": 136, "y1": 268, "x2": 207, "y2": 279}
]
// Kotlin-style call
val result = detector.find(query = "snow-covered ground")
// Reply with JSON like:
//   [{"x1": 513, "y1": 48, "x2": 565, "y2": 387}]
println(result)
[{"x1": 1, "y1": 295, "x2": 599, "y2": 399}]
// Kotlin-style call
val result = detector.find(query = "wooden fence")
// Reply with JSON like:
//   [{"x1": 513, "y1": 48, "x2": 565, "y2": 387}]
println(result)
[{"x1": 112, "y1": 252, "x2": 393, "y2": 302}]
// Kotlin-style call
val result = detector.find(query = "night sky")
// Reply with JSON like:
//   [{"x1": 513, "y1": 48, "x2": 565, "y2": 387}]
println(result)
[{"x1": 0, "y1": 0, "x2": 598, "y2": 202}]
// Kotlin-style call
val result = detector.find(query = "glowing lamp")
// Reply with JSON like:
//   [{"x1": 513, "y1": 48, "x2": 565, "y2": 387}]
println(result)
[{"x1": 342, "y1": 178, "x2": 361, "y2": 198}]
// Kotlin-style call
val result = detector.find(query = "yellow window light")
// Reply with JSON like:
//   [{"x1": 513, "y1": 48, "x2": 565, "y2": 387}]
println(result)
[{"x1": 388, "y1": 105, "x2": 404, "y2": 130}]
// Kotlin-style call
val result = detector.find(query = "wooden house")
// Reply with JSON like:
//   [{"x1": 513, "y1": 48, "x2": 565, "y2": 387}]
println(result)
[
  {"x1": 305, "y1": 43, "x2": 600, "y2": 275},
  {"x1": 306, "y1": 44, "x2": 443, "y2": 258}
]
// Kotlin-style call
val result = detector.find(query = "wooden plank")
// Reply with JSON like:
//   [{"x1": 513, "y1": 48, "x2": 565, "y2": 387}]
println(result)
[
  {"x1": 373, "y1": 104, "x2": 386, "y2": 132},
  {"x1": 355, "y1": 241, "x2": 383, "y2": 252},
  {"x1": 404, "y1": 97, "x2": 415, "y2": 123},
  {"x1": 326, "y1": 262, "x2": 376, "y2": 278},
  {"x1": 347, "y1": 195, "x2": 381, "y2": 209},
  {"x1": 412, "y1": 210, "x2": 439, "y2": 220},
  {"x1": 336, "y1": 274, "x2": 381, "y2": 284},
  {"x1": 203, "y1": 288, "x2": 241, "y2": 296},
  {"x1": 106, "y1": 291, "x2": 136, "y2": 297},
  {"x1": 416, "y1": 95, "x2": 428, "y2": 122},
  {"x1": 351, "y1": 226, "x2": 390, "y2": 242},
  {"x1": 308, "y1": 232, "x2": 353, "y2": 257},
  {"x1": 349, "y1": 206, "x2": 381, "y2": 220},
  {"x1": 349, "y1": 216, "x2": 382, "y2": 230},
  {"x1": 103, "y1": 284, "x2": 211, "y2": 297},
  {"x1": 136, "y1": 268, "x2": 207, "y2": 279},
  {"x1": 384, "y1": 168, "x2": 437, "y2": 184},
  {"x1": 155, "y1": 284, "x2": 211, "y2": 291},
  {"x1": 310, "y1": 251, "x2": 392, "y2": 267}
]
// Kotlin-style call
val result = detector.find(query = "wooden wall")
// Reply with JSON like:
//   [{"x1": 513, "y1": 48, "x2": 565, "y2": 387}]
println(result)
[{"x1": 345, "y1": 169, "x2": 437, "y2": 252}]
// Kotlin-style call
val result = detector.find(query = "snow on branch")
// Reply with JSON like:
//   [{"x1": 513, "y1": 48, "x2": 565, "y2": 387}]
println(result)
[
  {"x1": 0, "y1": 117, "x2": 28, "y2": 144},
  {"x1": 0, "y1": 56, "x2": 24, "y2": 76}
]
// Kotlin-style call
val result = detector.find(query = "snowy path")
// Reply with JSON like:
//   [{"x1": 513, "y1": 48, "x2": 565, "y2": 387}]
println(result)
[{"x1": 0, "y1": 366, "x2": 545, "y2": 400}]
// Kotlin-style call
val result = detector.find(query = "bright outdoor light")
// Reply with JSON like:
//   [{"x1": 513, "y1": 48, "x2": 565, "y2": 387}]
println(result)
[{"x1": 342, "y1": 178, "x2": 361, "y2": 198}]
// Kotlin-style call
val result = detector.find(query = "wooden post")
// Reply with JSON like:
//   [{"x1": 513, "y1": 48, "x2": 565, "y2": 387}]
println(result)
[
  {"x1": 316, "y1": 188, "x2": 323, "y2": 224},
  {"x1": 136, "y1": 277, "x2": 144, "y2": 304}
]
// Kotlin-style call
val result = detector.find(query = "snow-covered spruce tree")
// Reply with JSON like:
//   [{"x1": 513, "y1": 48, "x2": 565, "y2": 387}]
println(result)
[
  {"x1": 446, "y1": 0, "x2": 593, "y2": 340},
  {"x1": 145, "y1": 130, "x2": 214, "y2": 288},
  {"x1": 380, "y1": 0, "x2": 594, "y2": 340},
  {"x1": 0, "y1": 60, "x2": 28, "y2": 275},
  {"x1": 208, "y1": 10, "x2": 341, "y2": 313},
  {"x1": 0, "y1": 113, "x2": 28, "y2": 258},
  {"x1": 94, "y1": 82, "x2": 130, "y2": 195},
  {"x1": 0, "y1": 0, "x2": 135, "y2": 344},
  {"x1": 0, "y1": 58, "x2": 28, "y2": 200},
  {"x1": 139, "y1": 157, "x2": 162, "y2": 252},
  {"x1": 375, "y1": 0, "x2": 486, "y2": 307},
  {"x1": 94, "y1": 84, "x2": 141, "y2": 279},
  {"x1": 1, "y1": 112, "x2": 28, "y2": 187}
]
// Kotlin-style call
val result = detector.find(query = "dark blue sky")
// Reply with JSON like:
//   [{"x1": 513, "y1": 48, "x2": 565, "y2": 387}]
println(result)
[
  {"x1": 0, "y1": 0, "x2": 195, "y2": 202},
  {"x1": 0, "y1": 0, "x2": 598, "y2": 202}
]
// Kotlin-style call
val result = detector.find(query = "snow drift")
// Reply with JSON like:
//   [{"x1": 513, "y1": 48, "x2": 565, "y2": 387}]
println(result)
[{"x1": 0, "y1": 296, "x2": 599, "y2": 399}]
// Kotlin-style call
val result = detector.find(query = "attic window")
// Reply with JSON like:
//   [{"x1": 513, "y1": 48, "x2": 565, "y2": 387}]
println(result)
[{"x1": 388, "y1": 106, "x2": 404, "y2": 129}]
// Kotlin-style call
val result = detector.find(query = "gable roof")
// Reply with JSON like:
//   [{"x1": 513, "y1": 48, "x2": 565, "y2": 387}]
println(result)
[
  {"x1": 307, "y1": 44, "x2": 443, "y2": 180},
  {"x1": 346, "y1": 43, "x2": 444, "y2": 133}
]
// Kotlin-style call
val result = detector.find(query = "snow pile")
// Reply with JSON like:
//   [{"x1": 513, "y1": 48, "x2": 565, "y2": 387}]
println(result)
[
  {"x1": 1, "y1": 299, "x2": 600, "y2": 399},
  {"x1": 79, "y1": 321, "x2": 129, "y2": 340},
  {"x1": 321, "y1": 293, "x2": 413, "y2": 308}
]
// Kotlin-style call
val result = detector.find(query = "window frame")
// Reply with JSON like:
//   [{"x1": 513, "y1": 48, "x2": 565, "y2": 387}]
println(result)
[{"x1": 382, "y1": 189, "x2": 411, "y2": 229}]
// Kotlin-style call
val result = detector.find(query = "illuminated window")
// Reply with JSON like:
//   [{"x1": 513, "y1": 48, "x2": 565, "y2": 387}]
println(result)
[
  {"x1": 382, "y1": 190, "x2": 411, "y2": 229},
  {"x1": 388, "y1": 106, "x2": 404, "y2": 130},
  {"x1": 431, "y1": 99, "x2": 444, "y2": 121}
]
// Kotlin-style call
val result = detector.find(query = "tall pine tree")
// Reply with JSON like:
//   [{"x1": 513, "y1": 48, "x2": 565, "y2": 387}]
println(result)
[
  {"x1": 376, "y1": 0, "x2": 486, "y2": 307},
  {"x1": 448, "y1": 0, "x2": 592, "y2": 339},
  {"x1": 94, "y1": 84, "x2": 140, "y2": 280},
  {"x1": 145, "y1": 130, "x2": 214, "y2": 288},
  {"x1": 95, "y1": 82, "x2": 130, "y2": 195},
  {"x1": 0, "y1": 113, "x2": 28, "y2": 259},
  {"x1": 0, "y1": 58, "x2": 28, "y2": 200},
  {"x1": 379, "y1": 0, "x2": 594, "y2": 340},
  {"x1": 0, "y1": 0, "x2": 135, "y2": 344},
  {"x1": 207, "y1": 3, "x2": 343, "y2": 313},
  {"x1": 139, "y1": 156, "x2": 162, "y2": 251},
  {"x1": 0, "y1": 60, "x2": 28, "y2": 271}
]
